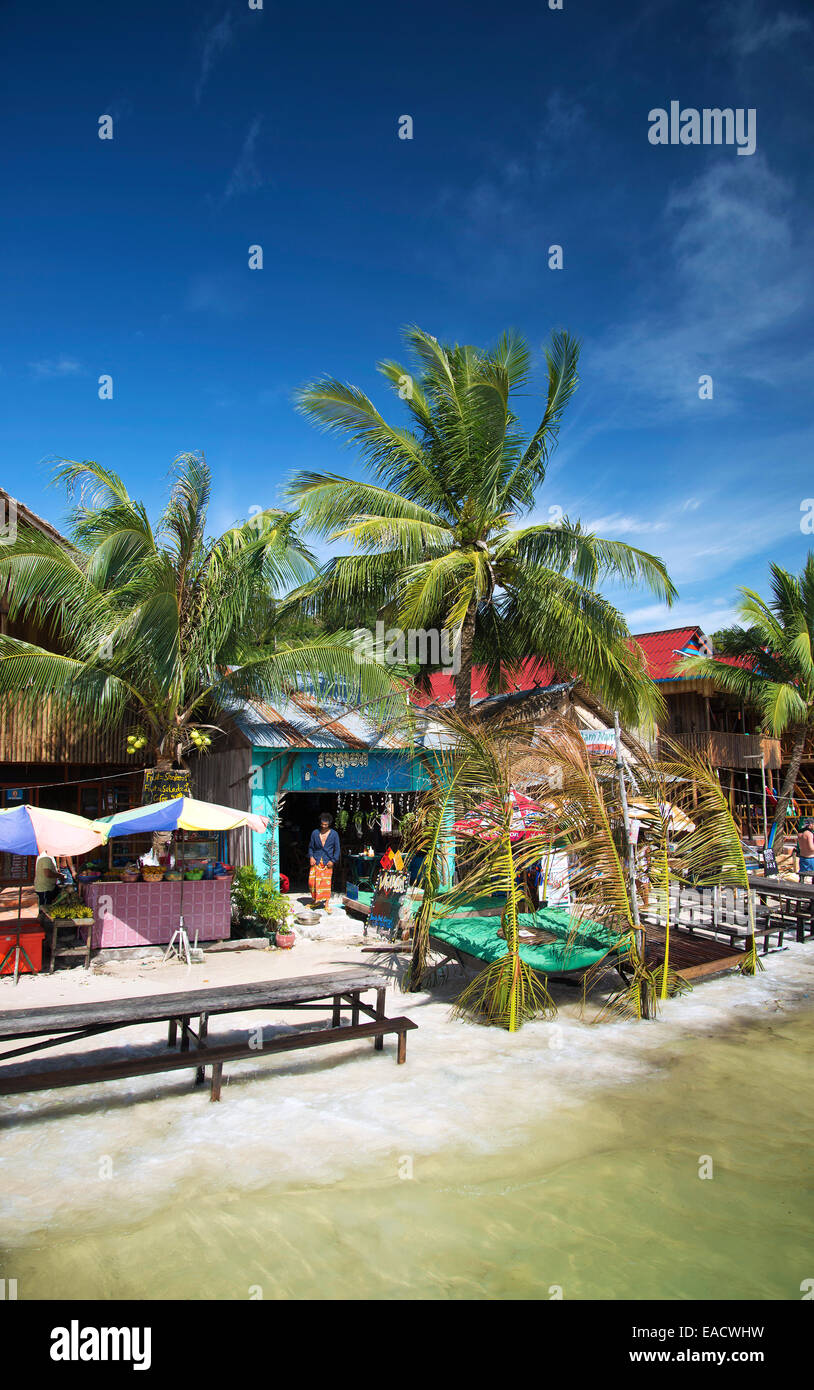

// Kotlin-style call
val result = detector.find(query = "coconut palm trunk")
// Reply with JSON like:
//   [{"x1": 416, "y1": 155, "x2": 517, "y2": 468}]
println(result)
[
  {"x1": 772, "y1": 723, "x2": 807, "y2": 842},
  {"x1": 454, "y1": 599, "x2": 478, "y2": 714}
]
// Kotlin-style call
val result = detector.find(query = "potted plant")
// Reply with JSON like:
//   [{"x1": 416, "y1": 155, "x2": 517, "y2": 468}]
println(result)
[
  {"x1": 274, "y1": 920, "x2": 296, "y2": 949},
  {"x1": 256, "y1": 882, "x2": 290, "y2": 941}
]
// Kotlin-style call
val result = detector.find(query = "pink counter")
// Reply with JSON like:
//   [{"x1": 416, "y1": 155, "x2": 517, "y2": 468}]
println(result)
[{"x1": 80, "y1": 880, "x2": 231, "y2": 948}]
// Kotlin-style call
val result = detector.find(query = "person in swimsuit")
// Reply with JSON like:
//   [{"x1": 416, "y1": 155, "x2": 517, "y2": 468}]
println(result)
[{"x1": 796, "y1": 819, "x2": 814, "y2": 881}]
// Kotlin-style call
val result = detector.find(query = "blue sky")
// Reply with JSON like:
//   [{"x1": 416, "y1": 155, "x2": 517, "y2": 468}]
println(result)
[{"x1": 2, "y1": 0, "x2": 812, "y2": 636}]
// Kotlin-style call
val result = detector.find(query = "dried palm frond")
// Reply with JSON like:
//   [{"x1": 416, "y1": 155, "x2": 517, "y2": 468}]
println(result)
[
  {"x1": 661, "y1": 740, "x2": 764, "y2": 976},
  {"x1": 403, "y1": 706, "x2": 557, "y2": 1028}
]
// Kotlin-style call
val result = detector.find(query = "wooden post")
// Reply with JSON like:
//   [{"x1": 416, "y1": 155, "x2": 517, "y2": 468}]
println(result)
[
  {"x1": 195, "y1": 1012, "x2": 208, "y2": 1086},
  {"x1": 332, "y1": 994, "x2": 341, "y2": 1027},
  {"x1": 614, "y1": 711, "x2": 648, "y2": 1017},
  {"x1": 374, "y1": 986, "x2": 386, "y2": 1051},
  {"x1": 397, "y1": 1029, "x2": 407, "y2": 1064},
  {"x1": 167, "y1": 1018, "x2": 178, "y2": 1047},
  {"x1": 210, "y1": 1063, "x2": 223, "y2": 1102}
]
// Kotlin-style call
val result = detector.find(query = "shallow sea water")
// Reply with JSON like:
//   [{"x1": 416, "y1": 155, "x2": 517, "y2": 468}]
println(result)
[{"x1": 2, "y1": 950, "x2": 813, "y2": 1300}]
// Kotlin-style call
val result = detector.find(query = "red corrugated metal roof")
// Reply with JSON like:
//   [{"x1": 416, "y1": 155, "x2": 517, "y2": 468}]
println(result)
[
  {"x1": 410, "y1": 627, "x2": 718, "y2": 703},
  {"x1": 411, "y1": 659, "x2": 557, "y2": 707},
  {"x1": 631, "y1": 627, "x2": 708, "y2": 681}
]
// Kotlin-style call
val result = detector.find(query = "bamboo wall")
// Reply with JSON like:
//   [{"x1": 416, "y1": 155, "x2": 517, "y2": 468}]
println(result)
[{"x1": 0, "y1": 696, "x2": 131, "y2": 764}]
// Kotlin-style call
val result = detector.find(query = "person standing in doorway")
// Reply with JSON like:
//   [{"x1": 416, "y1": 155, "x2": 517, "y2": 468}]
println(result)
[{"x1": 308, "y1": 812, "x2": 340, "y2": 908}]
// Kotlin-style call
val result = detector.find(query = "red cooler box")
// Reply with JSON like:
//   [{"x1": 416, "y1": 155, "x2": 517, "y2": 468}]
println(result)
[{"x1": 0, "y1": 925, "x2": 45, "y2": 974}]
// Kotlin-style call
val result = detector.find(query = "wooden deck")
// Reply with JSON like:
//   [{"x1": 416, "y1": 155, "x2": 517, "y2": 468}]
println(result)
[{"x1": 642, "y1": 927, "x2": 745, "y2": 981}]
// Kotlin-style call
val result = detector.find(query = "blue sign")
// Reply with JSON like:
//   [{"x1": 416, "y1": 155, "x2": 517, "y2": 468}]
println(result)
[{"x1": 288, "y1": 750, "x2": 426, "y2": 792}]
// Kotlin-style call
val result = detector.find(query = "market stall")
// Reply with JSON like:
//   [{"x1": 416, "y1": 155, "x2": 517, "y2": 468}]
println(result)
[
  {"x1": 82, "y1": 796, "x2": 269, "y2": 952},
  {"x1": 81, "y1": 878, "x2": 232, "y2": 948},
  {"x1": 0, "y1": 805, "x2": 106, "y2": 980}
]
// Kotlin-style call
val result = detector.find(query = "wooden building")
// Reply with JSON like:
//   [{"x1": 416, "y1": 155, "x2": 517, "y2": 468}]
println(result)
[
  {"x1": 631, "y1": 627, "x2": 780, "y2": 832},
  {"x1": 415, "y1": 632, "x2": 782, "y2": 834},
  {"x1": 0, "y1": 490, "x2": 145, "y2": 878}
]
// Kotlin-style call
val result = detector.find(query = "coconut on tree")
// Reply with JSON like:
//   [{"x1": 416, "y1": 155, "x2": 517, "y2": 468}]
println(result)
[
  {"x1": 0, "y1": 454, "x2": 404, "y2": 780},
  {"x1": 287, "y1": 327, "x2": 676, "y2": 723},
  {"x1": 678, "y1": 555, "x2": 814, "y2": 840}
]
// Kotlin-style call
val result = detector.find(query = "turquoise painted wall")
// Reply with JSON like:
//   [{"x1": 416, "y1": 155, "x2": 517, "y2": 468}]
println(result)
[{"x1": 248, "y1": 748, "x2": 438, "y2": 884}]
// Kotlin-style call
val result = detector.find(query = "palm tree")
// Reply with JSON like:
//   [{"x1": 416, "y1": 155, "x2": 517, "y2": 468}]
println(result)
[
  {"x1": 678, "y1": 556, "x2": 814, "y2": 840},
  {"x1": 0, "y1": 455, "x2": 403, "y2": 774},
  {"x1": 403, "y1": 705, "x2": 557, "y2": 1027},
  {"x1": 288, "y1": 327, "x2": 676, "y2": 723}
]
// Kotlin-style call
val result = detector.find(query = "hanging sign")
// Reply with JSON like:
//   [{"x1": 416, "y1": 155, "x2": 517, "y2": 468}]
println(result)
[
  {"x1": 580, "y1": 729, "x2": 617, "y2": 756},
  {"x1": 540, "y1": 851, "x2": 571, "y2": 907},
  {"x1": 142, "y1": 768, "x2": 191, "y2": 803}
]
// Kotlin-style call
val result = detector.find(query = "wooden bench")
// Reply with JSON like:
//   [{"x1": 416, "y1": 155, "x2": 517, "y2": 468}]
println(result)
[{"x1": 0, "y1": 969, "x2": 417, "y2": 1104}]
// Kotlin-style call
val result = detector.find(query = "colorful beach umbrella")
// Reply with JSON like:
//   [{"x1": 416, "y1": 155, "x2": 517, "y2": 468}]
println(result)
[
  {"x1": 453, "y1": 790, "x2": 548, "y2": 843},
  {"x1": 0, "y1": 804, "x2": 106, "y2": 857},
  {"x1": 92, "y1": 796, "x2": 268, "y2": 839}
]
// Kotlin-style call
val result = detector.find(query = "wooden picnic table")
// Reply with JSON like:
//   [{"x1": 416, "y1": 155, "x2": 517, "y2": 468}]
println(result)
[
  {"x1": 0, "y1": 968, "x2": 416, "y2": 1103},
  {"x1": 748, "y1": 875, "x2": 814, "y2": 942}
]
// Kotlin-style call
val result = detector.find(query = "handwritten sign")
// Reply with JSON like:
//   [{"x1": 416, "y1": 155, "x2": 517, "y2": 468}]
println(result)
[
  {"x1": 368, "y1": 852, "x2": 409, "y2": 938},
  {"x1": 142, "y1": 768, "x2": 191, "y2": 804}
]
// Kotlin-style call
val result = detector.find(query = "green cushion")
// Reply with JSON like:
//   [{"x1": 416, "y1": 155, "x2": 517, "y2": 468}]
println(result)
[
  {"x1": 430, "y1": 905, "x2": 620, "y2": 974},
  {"x1": 347, "y1": 889, "x2": 618, "y2": 974}
]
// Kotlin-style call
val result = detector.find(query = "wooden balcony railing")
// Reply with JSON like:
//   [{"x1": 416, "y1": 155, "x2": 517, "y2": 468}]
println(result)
[{"x1": 659, "y1": 730, "x2": 782, "y2": 770}]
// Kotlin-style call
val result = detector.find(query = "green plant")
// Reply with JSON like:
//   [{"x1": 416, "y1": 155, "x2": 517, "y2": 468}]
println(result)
[
  {"x1": 231, "y1": 865, "x2": 262, "y2": 919},
  {"x1": 256, "y1": 881, "x2": 289, "y2": 925},
  {"x1": 0, "y1": 455, "x2": 404, "y2": 772},
  {"x1": 405, "y1": 706, "x2": 556, "y2": 1029},
  {"x1": 275, "y1": 921, "x2": 295, "y2": 938},
  {"x1": 289, "y1": 326, "x2": 674, "y2": 718}
]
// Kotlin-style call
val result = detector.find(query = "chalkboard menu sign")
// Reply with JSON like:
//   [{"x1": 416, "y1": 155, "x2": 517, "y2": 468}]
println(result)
[
  {"x1": 367, "y1": 849, "x2": 409, "y2": 938},
  {"x1": 142, "y1": 768, "x2": 191, "y2": 804}
]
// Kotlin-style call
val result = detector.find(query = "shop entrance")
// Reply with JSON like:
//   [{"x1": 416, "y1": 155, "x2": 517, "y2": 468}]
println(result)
[{"x1": 277, "y1": 790, "x2": 418, "y2": 893}]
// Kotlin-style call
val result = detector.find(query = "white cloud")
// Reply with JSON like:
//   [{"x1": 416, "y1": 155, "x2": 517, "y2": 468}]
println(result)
[
  {"x1": 223, "y1": 117, "x2": 263, "y2": 201},
  {"x1": 29, "y1": 357, "x2": 82, "y2": 378},
  {"x1": 581, "y1": 513, "x2": 669, "y2": 537},
  {"x1": 588, "y1": 156, "x2": 812, "y2": 418},
  {"x1": 623, "y1": 597, "x2": 740, "y2": 636},
  {"x1": 717, "y1": 1, "x2": 812, "y2": 59},
  {"x1": 195, "y1": 11, "x2": 234, "y2": 105}
]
